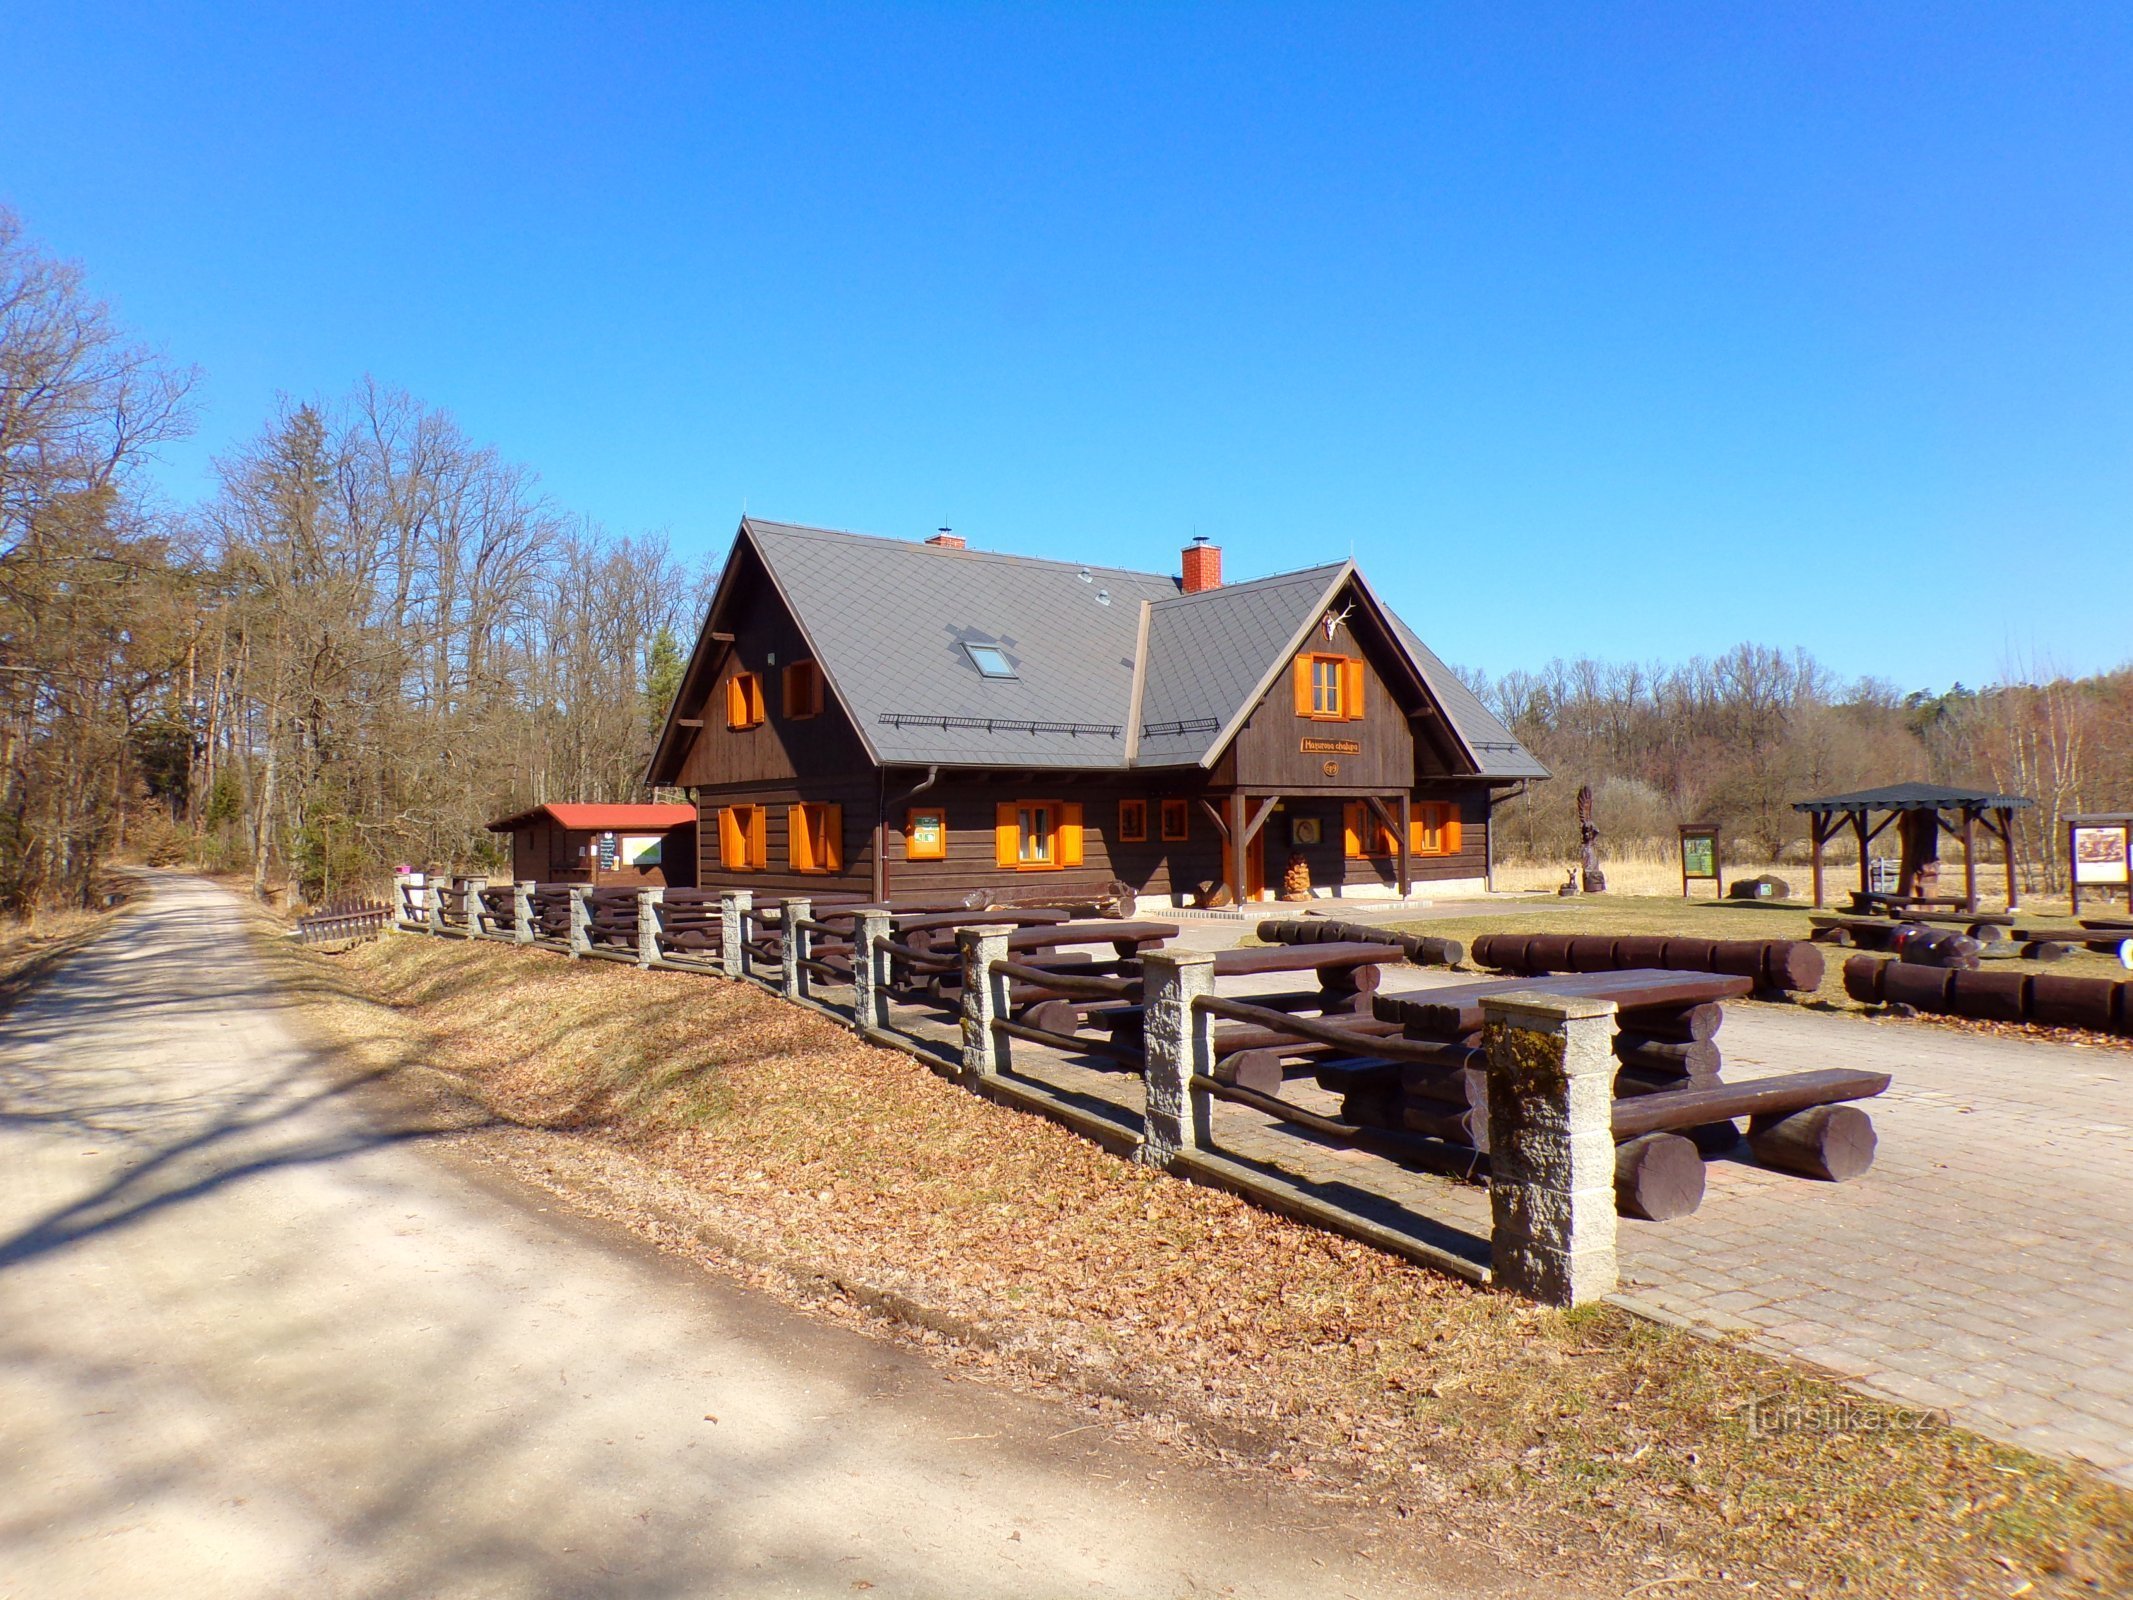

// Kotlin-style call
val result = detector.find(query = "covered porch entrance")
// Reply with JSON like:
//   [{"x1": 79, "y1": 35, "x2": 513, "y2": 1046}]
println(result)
[{"x1": 1198, "y1": 789, "x2": 1422, "y2": 906}]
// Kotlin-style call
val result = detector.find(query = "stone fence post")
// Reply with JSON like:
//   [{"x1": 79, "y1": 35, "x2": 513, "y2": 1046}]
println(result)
[
  {"x1": 1481, "y1": 992, "x2": 1620, "y2": 1307},
  {"x1": 719, "y1": 891, "x2": 752, "y2": 980},
  {"x1": 512, "y1": 881, "x2": 535, "y2": 945},
  {"x1": 636, "y1": 887, "x2": 664, "y2": 968},
  {"x1": 1138, "y1": 950, "x2": 1216, "y2": 1166},
  {"x1": 780, "y1": 897, "x2": 813, "y2": 1001},
  {"x1": 425, "y1": 875, "x2": 447, "y2": 938},
  {"x1": 955, "y1": 925, "x2": 1015, "y2": 1083},
  {"x1": 852, "y1": 910, "x2": 892, "y2": 1035},
  {"x1": 567, "y1": 885, "x2": 592, "y2": 960},
  {"x1": 460, "y1": 875, "x2": 487, "y2": 938}
]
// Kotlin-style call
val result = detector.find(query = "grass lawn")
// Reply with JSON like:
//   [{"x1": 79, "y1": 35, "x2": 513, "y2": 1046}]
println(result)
[{"x1": 260, "y1": 921, "x2": 2133, "y2": 1599}]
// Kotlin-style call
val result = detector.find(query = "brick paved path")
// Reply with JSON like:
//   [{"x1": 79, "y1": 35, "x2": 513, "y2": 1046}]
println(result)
[{"x1": 867, "y1": 932, "x2": 2133, "y2": 1486}]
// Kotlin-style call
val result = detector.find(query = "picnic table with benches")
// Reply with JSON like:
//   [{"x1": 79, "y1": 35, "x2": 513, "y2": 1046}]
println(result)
[{"x1": 1196, "y1": 965, "x2": 1888, "y2": 1220}]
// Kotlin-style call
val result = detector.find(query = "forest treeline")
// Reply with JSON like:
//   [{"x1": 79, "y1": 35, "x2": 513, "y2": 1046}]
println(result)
[
  {"x1": 1461, "y1": 649, "x2": 2132, "y2": 889},
  {"x1": 4, "y1": 210, "x2": 2128, "y2": 909},
  {"x1": 2, "y1": 209, "x2": 704, "y2": 910}
]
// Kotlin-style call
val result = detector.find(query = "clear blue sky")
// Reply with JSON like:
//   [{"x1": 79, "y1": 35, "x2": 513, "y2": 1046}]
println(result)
[{"x1": 6, "y1": 3, "x2": 2129, "y2": 691}]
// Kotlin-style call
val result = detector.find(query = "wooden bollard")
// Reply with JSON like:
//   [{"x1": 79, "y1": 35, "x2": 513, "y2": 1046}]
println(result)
[
  {"x1": 1748, "y1": 1105, "x2": 1876, "y2": 1181},
  {"x1": 1614, "y1": 1132, "x2": 1705, "y2": 1221}
]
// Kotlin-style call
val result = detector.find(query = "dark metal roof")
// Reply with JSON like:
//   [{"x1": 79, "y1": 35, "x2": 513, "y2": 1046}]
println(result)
[
  {"x1": 746, "y1": 519, "x2": 1173, "y2": 769},
  {"x1": 1375, "y1": 596, "x2": 1552, "y2": 781},
  {"x1": 660, "y1": 518, "x2": 1547, "y2": 778},
  {"x1": 1135, "y1": 564, "x2": 1349, "y2": 765},
  {"x1": 1793, "y1": 782, "x2": 2035, "y2": 814}
]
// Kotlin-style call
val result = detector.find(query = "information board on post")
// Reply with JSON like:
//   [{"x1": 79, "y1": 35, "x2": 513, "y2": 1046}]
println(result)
[{"x1": 1680, "y1": 823, "x2": 1721, "y2": 899}]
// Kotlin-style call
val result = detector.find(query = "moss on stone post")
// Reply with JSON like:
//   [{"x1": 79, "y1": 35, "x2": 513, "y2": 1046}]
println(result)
[
  {"x1": 1482, "y1": 992, "x2": 1620, "y2": 1306},
  {"x1": 1139, "y1": 949, "x2": 1215, "y2": 1167},
  {"x1": 852, "y1": 910, "x2": 892, "y2": 1034}
]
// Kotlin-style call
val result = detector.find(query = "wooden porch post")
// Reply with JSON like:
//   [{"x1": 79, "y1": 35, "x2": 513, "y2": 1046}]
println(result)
[
  {"x1": 2001, "y1": 807, "x2": 2022, "y2": 914},
  {"x1": 1229, "y1": 792, "x2": 1248, "y2": 907},
  {"x1": 1853, "y1": 813, "x2": 1871, "y2": 901},
  {"x1": 1397, "y1": 794, "x2": 1412, "y2": 899},
  {"x1": 1961, "y1": 808, "x2": 1979, "y2": 912},
  {"x1": 1810, "y1": 815, "x2": 1826, "y2": 908}
]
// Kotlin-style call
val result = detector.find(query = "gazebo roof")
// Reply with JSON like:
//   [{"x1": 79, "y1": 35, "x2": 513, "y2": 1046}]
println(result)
[{"x1": 1793, "y1": 781, "x2": 2033, "y2": 815}]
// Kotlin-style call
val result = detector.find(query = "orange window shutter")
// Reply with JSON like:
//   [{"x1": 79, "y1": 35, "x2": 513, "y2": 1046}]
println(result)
[
  {"x1": 1342, "y1": 658, "x2": 1365, "y2": 721},
  {"x1": 1293, "y1": 657, "x2": 1313, "y2": 715},
  {"x1": 995, "y1": 802, "x2": 1018, "y2": 868},
  {"x1": 822, "y1": 805, "x2": 842, "y2": 871},
  {"x1": 749, "y1": 676, "x2": 765, "y2": 724},
  {"x1": 725, "y1": 678, "x2": 742, "y2": 728},
  {"x1": 1442, "y1": 809, "x2": 1462, "y2": 857},
  {"x1": 719, "y1": 808, "x2": 740, "y2": 867},
  {"x1": 746, "y1": 806, "x2": 766, "y2": 867},
  {"x1": 1059, "y1": 802, "x2": 1084, "y2": 867},
  {"x1": 1343, "y1": 802, "x2": 1364, "y2": 858},
  {"x1": 787, "y1": 805, "x2": 811, "y2": 871}
]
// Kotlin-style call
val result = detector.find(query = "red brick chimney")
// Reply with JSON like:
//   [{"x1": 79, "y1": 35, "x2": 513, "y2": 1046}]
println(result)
[
  {"x1": 925, "y1": 527, "x2": 965, "y2": 549},
  {"x1": 1181, "y1": 536, "x2": 1222, "y2": 593}
]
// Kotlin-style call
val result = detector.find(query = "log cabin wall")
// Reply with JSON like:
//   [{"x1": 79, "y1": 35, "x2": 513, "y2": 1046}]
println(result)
[
  {"x1": 673, "y1": 547, "x2": 874, "y2": 791},
  {"x1": 504, "y1": 820, "x2": 691, "y2": 888},
  {"x1": 1225, "y1": 633, "x2": 1415, "y2": 793},
  {"x1": 691, "y1": 773, "x2": 1226, "y2": 904}
]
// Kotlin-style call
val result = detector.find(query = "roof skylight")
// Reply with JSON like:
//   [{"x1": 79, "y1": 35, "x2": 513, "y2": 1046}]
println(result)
[{"x1": 964, "y1": 643, "x2": 1018, "y2": 680}]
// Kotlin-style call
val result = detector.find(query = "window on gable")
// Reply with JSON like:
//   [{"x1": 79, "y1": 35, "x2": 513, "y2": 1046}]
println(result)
[
  {"x1": 995, "y1": 800, "x2": 1084, "y2": 871},
  {"x1": 1117, "y1": 799, "x2": 1148, "y2": 843},
  {"x1": 964, "y1": 643, "x2": 1018, "y2": 679},
  {"x1": 725, "y1": 672, "x2": 766, "y2": 729},
  {"x1": 1293, "y1": 653, "x2": 1364, "y2": 722},
  {"x1": 782, "y1": 659, "x2": 822, "y2": 720},
  {"x1": 787, "y1": 802, "x2": 842, "y2": 873}
]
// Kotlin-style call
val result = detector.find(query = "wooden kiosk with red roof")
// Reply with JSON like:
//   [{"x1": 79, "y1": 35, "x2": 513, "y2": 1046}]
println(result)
[{"x1": 485, "y1": 803, "x2": 698, "y2": 889}]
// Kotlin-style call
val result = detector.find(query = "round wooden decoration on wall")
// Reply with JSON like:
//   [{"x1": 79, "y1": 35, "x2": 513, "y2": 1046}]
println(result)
[{"x1": 1322, "y1": 759, "x2": 1340, "y2": 778}]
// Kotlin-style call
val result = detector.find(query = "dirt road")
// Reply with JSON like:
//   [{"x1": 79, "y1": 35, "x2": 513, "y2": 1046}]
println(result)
[{"x1": 0, "y1": 876, "x2": 1517, "y2": 1600}]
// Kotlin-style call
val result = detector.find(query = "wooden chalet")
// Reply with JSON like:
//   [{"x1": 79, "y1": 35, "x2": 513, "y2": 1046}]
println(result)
[
  {"x1": 486, "y1": 802, "x2": 698, "y2": 889},
  {"x1": 645, "y1": 521, "x2": 1547, "y2": 908}
]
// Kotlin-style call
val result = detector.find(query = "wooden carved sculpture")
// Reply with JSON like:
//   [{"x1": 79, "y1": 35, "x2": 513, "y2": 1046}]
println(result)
[{"x1": 1579, "y1": 784, "x2": 1607, "y2": 894}]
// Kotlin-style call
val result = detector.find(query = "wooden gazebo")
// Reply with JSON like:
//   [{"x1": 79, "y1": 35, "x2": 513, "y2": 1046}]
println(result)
[{"x1": 1794, "y1": 782, "x2": 2033, "y2": 913}]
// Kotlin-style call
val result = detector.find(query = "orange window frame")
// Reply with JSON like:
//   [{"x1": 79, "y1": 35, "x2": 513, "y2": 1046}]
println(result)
[
  {"x1": 1410, "y1": 802, "x2": 1461, "y2": 859},
  {"x1": 782, "y1": 660, "x2": 821, "y2": 720},
  {"x1": 718, "y1": 803, "x2": 768, "y2": 870},
  {"x1": 995, "y1": 800, "x2": 1084, "y2": 871},
  {"x1": 906, "y1": 806, "x2": 948, "y2": 861},
  {"x1": 725, "y1": 672, "x2": 766, "y2": 730},
  {"x1": 1292, "y1": 653, "x2": 1364, "y2": 722},
  {"x1": 1118, "y1": 799, "x2": 1148, "y2": 843},
  {"x1": 787, "y1": 802, "x2": 842, "y2": 873},
  {"x1": 1159, "y1": 799, "x2": 1189, "y2": 842}
]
